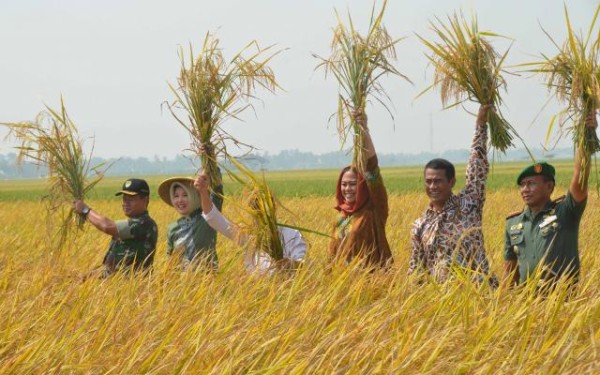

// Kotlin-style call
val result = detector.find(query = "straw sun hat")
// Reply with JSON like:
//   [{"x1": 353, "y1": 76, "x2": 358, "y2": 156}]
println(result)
[{"x1": 157, "y1": 177, "x2": 197, "y2": 207}]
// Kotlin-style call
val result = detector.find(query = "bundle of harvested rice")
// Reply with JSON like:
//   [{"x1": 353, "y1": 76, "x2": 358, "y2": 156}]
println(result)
[
  {"x1": 524, "y1": 4, "x2": 600, "y2": 181},
  {"x1": 167, "y1": 32, "x2": 280, "y2": 189},
  {"x1": 224, "y1": 157, "x2": 285, "y2": 262},
  {"x1": 314, "y1": 0, "x2": 410, "y2": 172},
  {"x1": 419, "y1": 12, "x2": 517, "y2": 152},
  {"x1": 3, "y1": 97, "x2": 110, "y2": 244}
]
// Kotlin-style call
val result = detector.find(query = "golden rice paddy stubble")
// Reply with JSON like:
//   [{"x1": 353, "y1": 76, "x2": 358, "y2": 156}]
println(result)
[{"x1": 0, "y1": 183, "x2": 599, "y2": 373}]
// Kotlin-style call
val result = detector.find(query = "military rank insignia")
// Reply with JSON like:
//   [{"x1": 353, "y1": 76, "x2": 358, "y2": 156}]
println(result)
[
  {"x1": 509, "y1": 223, "x2": 523, "y2": 254},
  {"x1": 539, "y1": 214, "x2": 557, "y2": 229},
  {"x1": 510, "y1": 223, "x2": 523, "y2": 231}
]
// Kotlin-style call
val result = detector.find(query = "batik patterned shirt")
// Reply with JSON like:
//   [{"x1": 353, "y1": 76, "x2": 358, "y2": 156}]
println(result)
[{"x1": 409, "y1": 123, "x2": 493, "y2": 282}]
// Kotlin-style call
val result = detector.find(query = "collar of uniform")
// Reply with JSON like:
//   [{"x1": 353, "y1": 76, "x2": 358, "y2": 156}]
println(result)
[
  {"x1": 128, "y1": 210, "x2": 149, "y2": 219},
  {"x1": 178, "y1": 207, "x2": 202, "y2": 221},
  {"x1": 524, "y1": 199, "x2": 554, "y2": 220},
  {"x1": 427, "y1": 193, "x2": 458, "y2": 215},
  {"x1": 189, "y1": 207, "x2": 202, "y2": 218}
]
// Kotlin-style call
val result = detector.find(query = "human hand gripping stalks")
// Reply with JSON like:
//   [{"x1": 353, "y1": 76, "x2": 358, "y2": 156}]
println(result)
[
  {"x1": 2, "y1": 97, "x2": 111, "y2": 245},
  {"x1": 167, "y1": 32, "x2": 280, "y2": 189},
  {"x1": 314, "y1": 0, "x2": 411, "y2": 173},
  {"x1": 418, "y1": 11, "x2": 519, "y2": 153},
  {"x1": 221, "y1": 157, "x2": 328, "y2": 266},
  {"x1": 521, "y1": 4, "x2": 600, "y2": 185}
]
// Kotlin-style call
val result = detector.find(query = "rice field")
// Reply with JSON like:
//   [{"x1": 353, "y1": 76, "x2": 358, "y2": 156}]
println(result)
[{"x1": 1, "y1": 163, "x2": 599, "y2": 373}]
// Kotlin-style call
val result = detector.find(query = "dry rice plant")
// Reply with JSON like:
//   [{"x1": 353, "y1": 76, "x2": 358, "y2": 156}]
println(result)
[
  {"x1": 167, "y1": 32, "x2": 280, "y2": 189},
  {"x1": 226, "y1": 157, "x2": 285, "y2": 261},
  {"x1": 2, "y1": 98, "x2": 110, "y2": 245},
  {"x1": 523, "y1": 4, "x2": 600, "y2": 182},
  {"x1": 419, "y1": 12, "x2": 518, "y2": 152},
  {"x1": 314, "y1": 0, "x2": 411, "y2": 172},
  {"x1": 222, "y1": 158, "x2": 328, "y2": 264},
  {"x1": 0, "y1": 187, "x2": 599, "y2": 373}
]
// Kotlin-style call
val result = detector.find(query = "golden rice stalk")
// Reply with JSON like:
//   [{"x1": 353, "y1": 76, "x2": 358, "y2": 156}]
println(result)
[
  {"x1": 314, "y1": 0, "x2": 411, "y2": 173},
  {"x1": 522, "y1": 4, "x2": 600, "y2": 181},
  {"x1": 221, "y1": 157, "x2": 329, "y2": 264},
  {"x1": 2, "y1": 97, "x2": 111, "y2": 245},
  {"x1": 224, "y1": 157, "x2": 285, "y2": 261},
  {"x1": 167, "y1": 32, "x2": 280, "y2": 190},
  {"x1": 418, "y1": 12, "x2": 517, "y2": 152}
]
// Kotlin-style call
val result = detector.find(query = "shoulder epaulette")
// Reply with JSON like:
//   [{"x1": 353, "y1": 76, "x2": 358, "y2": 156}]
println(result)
[
  {"x1": 552, "y1": 195, "x2": 566, "y2": 204},
  {"x1": 506, "y1": 210, "x2": 523, "y2": 220}
]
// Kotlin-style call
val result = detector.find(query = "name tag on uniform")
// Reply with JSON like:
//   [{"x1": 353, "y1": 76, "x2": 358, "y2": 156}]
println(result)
[{"x1": 539, "y1": 215, "x2": 557, "y2": 229}]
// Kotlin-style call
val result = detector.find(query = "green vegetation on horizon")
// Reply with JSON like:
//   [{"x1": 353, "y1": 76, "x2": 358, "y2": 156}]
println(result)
[{"x1": 0, "y1": 160, "x2": 580, "y2": 202}]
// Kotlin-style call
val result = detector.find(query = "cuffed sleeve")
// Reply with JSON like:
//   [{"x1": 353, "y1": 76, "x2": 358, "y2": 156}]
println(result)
[
  {"x1": 116, "y1": 220, "x2": 133, "y2": 240},
  {"x1": 202, "y1": 205, "x2": 238, "y2": 242},
  {"x1": 281, "y1": 227, "x2": 307, "y2": 262},
  {"x1": 564, "y1": 191, "x2": 588, "y2": 221}
]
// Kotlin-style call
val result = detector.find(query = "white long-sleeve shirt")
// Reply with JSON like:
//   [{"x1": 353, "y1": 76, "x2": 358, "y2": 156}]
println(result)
[{"x1": 202, "y1": 205, "x2": 307, "y2": 271}]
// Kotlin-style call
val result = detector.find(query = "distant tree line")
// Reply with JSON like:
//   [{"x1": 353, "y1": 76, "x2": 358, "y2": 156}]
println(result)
[{"x1": 0, "y1": 147, "x2": 573, "y2": 180}]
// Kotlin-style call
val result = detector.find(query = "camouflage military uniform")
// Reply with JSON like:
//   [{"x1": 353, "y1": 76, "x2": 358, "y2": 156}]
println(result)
[
  {"x1": 103, "y1": 211, "x2": 158, "y2": 276},
  {"x1": 504, "y1": 192, "x2": 587, "y2": 284}
]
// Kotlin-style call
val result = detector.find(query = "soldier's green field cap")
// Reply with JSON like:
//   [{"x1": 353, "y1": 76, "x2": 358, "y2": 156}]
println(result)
[
  {"x1": 115, "y1": 178, "x2": 150, "y2": 196},
  {"x1": 516, "y1": 162, "x2": 555, "y2": 184}
]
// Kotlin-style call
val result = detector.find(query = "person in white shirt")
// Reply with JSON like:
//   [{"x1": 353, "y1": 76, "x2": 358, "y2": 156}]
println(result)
[{"x1": 194, "y1": 173, "x2": 307, "y2": 272}]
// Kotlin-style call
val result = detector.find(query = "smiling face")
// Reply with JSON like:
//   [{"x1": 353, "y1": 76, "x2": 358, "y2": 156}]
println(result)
[
  {"x1": 172, "y1": 185, "x2": 192, "y2": 216},
  {"x1": 519, "y1": 175, "x2": 554, "y2": 213},
  {"x1": 122, "y1": 194, "x2": 148, "y2": 217},
  {"x1": 341, "y1": 169, "x2": 358, "y2": 204},
  {"x1": 424, "y1": 168, "x2": 455, "y2": 211}
]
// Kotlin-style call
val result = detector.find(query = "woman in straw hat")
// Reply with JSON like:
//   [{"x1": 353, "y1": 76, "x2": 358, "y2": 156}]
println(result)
[
  {"x1": 158, "y1": 176, "x2": 223, "y2": 270},
  {"x1": 329, "y1": 110, "x2": 393, "y2": 269}
]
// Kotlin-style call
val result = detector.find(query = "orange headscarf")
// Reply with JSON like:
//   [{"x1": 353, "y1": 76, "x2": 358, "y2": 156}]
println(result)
[{"x1": 334, "y1": 166, "x2": 370, "y2": 217}]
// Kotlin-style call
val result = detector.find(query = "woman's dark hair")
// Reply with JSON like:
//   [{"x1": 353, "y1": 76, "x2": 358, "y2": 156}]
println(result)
[{"x1": 424, "y1": 158, "x2": 455, "y2": 180}]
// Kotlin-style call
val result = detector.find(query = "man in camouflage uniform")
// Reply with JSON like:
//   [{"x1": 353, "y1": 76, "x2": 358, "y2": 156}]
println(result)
[
  {"x1": 73, "y1": 178, "x2": 158, "y2": 278},
  {"x1": 504, "y1": 113, "x2": 596, "y2": 288}
]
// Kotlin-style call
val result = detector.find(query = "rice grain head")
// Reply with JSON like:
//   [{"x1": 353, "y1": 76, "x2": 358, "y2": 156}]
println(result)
[
  {"x1": 314, "y1": 0, "x2": 411, "y2": 173},
  {"x1": 419, "y1": 11, "x2": 518, "y2": 153},
  {"x1": 167, "y1": 32, "x2": 280, "y2": 189},
  {"x1": 2, "y1": 97, "x2": 110, "y2": 246},
  {"x1": 523, "y1": 4, "x2": 600, "y2": 183}
]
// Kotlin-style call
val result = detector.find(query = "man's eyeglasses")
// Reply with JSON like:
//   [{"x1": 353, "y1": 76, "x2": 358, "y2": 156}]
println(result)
[{"x1": 518, "y1": 180, "x2": 540, "y2": 190}]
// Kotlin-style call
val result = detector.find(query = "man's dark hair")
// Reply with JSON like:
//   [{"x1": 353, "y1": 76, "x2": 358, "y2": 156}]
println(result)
[
  {"x1": 542, "y1": 175, "x2": 556, "y2": 194},
  {"x1": 424, "y1": 158, "x2": 455, "y2": 180}
]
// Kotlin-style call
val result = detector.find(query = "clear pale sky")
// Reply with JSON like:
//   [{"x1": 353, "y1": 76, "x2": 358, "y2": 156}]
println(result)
[{"x1": 0, "y1": 0, "x2": 596, "y2": 159}]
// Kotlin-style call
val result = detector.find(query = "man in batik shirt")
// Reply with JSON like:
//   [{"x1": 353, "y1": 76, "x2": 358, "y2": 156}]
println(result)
[{"x1": 409, "y1": 105, "x2": 497, "y2": 285}]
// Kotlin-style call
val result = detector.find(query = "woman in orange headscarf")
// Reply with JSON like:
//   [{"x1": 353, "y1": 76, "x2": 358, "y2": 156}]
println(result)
[{"x1": 328, "y1": 112, "x2": 393, "y2": 268}]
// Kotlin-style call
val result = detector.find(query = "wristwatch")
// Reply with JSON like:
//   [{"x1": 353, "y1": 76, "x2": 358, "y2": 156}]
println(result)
[{"x1": 81, "y1": 206, "x2": 91, "y2": 218}]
